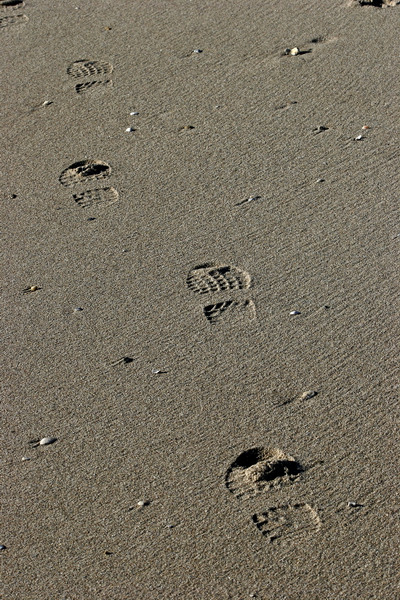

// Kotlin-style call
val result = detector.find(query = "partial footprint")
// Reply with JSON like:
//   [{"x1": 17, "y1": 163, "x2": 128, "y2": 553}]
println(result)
[
  {"x1": 67, "y1": 59, "x2": 113, "y2": 94},
  {"x1": 353, "y1": 0, "x2": 399, "y2": 5},
  {"x1": 187, "y1": 263, "x2": 251, "y2": 295},
  {"x1": 59, "y1": 160, "x2": 111, "y2": 187},
  {"x1": 0, "y1": 0, "x2": 25, "y2": 7},
  {"x1": 252, "y1": 503, "x2": 321, "y2": 543},
  {"x1": 204, "y1": 299, "x2": 256, "y2": 323},
  {"x1": 225, "y1": 447, "x2": 303, "y2": 499},
  {"x1": 67, "y1": 60, "x2": 113, "y2": 79},
  {"x1": 73, "y1": 187, "x2": 119, "y2": 208},
  {"x1": 75, "y1": 80, "x2": 112, "y2": 94},
  {"x1": 0, "y1": 12, "x2": 27, "y2": 26}
]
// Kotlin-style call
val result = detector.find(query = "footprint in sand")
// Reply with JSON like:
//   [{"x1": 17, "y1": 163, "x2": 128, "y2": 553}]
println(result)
[
  {"x1": 225, "y1": 447, "x2": 303, "y2": 499},
  {"x1": 252, "y1": 503, "x2": 321, "y2": 543},
  {"x1": 66, "y1": 59, "x2": 113, "y2": 94},
  {"x1": 203, "y1": 299, "x2": 256, "y2": 324},
  {"x1": 187, "y1": 263, "x2": 251, "y2": 294},
  {"x1": 186, "y1": 263, "x2": 255, "y2": 323},
  {"x1": 59, "y1": 160, "x2": 111, "y2": 187},
  {"x1": 59, "y1": 160, "x2": 119, "y2": 211},
  {"x1": 225, "y1": 447, "x2": 320, "y2": 543},
  {"x1": 0, "y1": 0, "x2": 28, "y2": 29}
]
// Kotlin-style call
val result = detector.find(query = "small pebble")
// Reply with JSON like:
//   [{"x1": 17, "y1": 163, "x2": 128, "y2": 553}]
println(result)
[
  {"x1": 193, "y1": 49, "x2": 202, "y2": 53},
  {"x1": 355, "y1": 135, "x2": 363, "y2": 140},
  {"x1": 137, "y1": 500, "x2": 149, "y2": 507},
  {"x1": 21, "y1": 456, "x2": 31, "y2": 461},
  {"x1": 39, "y1": 436, "x2": 57, "y2": 446},
  {"x1": 315, "y1": 125, "x2": 329, "y2": 133},
  {"x1": 130, "y1": 111, "x2": 139, "y2": 116},
  {"x1": 289, "y1": 310, "x2": 301, "y2": 315},
  {"x1": 23, "y1": 285, "x2": 39, "y2": 293},
  {"x1": 42, "y1": 100, "x2": 52, "y2": 106},
  {"x1": 73, "y1": 307, "x2": 83, "y2": 313},
  {"x1": 316, "y1": 178, "x2": 325, "y2": 183},
  {"x1": 0, "y1": 545, "x2": 6, "y2": 551},
  {"x1": 290, "y1": 47, "x2": 300, "y2": 56},
  {"x1": 125, "y1": 127, "x2": 134, "y2": 132},
  {"x1": 362, "y1": 125, "x2": 370, "y2": 130}
]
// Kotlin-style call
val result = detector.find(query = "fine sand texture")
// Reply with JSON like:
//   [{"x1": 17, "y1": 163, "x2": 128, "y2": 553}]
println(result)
[{"x1": 1, "y1": 0, "x2": 399, "y2": 598}]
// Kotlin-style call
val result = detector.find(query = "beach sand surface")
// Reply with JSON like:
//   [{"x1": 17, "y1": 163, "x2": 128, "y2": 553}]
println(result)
[{"x1": 1, "y1": 0, "x2": 399, "y2": 598}]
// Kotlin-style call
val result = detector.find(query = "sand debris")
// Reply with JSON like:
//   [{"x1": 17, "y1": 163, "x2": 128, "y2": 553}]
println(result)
[{"x1": 236, "y1": 195, "x2": 261, "y2": 206}]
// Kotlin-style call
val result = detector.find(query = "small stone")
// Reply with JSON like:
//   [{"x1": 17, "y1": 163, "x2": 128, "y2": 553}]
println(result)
[
  {"x1": 130, "y1": 111, "x2": 139, "y2": 116},
  {"x1": 125, "y1": 127, "x2": 134, "y2": 132},
  {"x1": 21, "y1": 456, "x2": 31, "y2": 461},
  {"x1": 39, "y1": 436, "x2": 57, "y2": 446},
  {"x1": 315, "y1": 125, "x2": 329, "y2": 133},
  {"x1": 289, "y1": 310, "x2": 301, "y2": 315},
  {"x1": 0, "y1": 545, "x2": 6, "y2": 551},
  {"x1": 73, "y1": 307, "x2": 83, "y2": 313},
  {"x1": 42, "y1": 101, "x2": 52, "y2": 106},
  {"x1": 362, "y1": 125, "x2": 370, "y2": 130},
  {"x1": 316, "y1": 178, "x2": 325, "y2": 183},
  {"x1": 355, "y1": 135, "x2": 363, "y2": 140},
  {"x1": 137, "y1": 500, "x2": 149, "y2": 507},
  {"x1": 193, "y1": 49, "x2": 202, "y2": 53},
  {"x1": 290, "y1": 47, "x2": 300, "y2": 56},
  {"x1": 23, "y1": 285, "x2": 39, "y2": 293}
]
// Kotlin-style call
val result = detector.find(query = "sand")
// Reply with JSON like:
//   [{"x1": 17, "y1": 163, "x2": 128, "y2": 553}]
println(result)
[{"x1": 1, "y1": 0, "x2": 399, "y2": 598}]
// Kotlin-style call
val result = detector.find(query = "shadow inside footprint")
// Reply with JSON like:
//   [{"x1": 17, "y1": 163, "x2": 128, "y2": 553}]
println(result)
[{"x1": 226, "y1": 447, "x2": 303, "y2": 499}]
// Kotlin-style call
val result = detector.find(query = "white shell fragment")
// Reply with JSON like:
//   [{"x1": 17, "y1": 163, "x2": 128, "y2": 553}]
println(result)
[
  {"x1": 289, "y1": 310, "x2": 301, "y2": 315},
  {"x1": 298, "y1": 390, "x2": 318, "y2": 401},
  {"x1": 39, "y1": 436, "x2": 57, "y2": 446}
]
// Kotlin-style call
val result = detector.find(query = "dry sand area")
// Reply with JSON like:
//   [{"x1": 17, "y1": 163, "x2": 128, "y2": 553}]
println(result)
[{"x1": 1, "y1": 0, "x2": 399, "y2": 598}]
